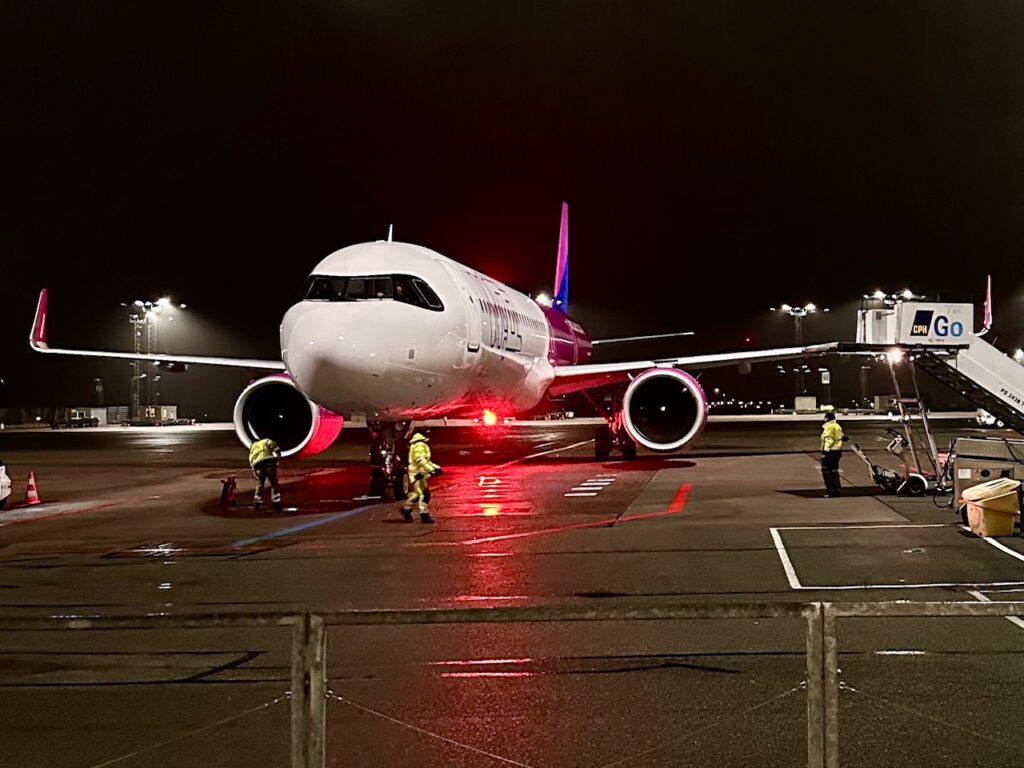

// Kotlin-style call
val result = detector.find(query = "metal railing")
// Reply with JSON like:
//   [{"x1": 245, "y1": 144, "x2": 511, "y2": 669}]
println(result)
[{"x1": 2, "y1": 600, "x2": 1022, "y2": 768}]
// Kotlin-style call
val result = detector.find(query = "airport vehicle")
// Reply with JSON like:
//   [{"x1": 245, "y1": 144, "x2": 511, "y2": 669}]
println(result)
[
  {"x1": 30, "y1": 204, "x2": 830, "y2": 497},
  {"x1": 848, "y1": 430, "x2": 931, "y2": 496}
]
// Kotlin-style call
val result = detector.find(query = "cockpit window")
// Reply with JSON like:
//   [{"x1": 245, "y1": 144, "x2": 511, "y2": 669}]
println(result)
[
  {"x1": 411, "y1": 278, "x2": 444, "y2": 310},
  {"x1": 304, "y1": 276, "x2": 347, "y2": 301},
  {"x1": 303, "y1": 274, "x2": 443, "y2": 311}
]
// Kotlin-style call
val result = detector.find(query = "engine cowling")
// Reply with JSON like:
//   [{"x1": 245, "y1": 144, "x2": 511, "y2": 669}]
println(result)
[
  {"x1": 233, "y1": 375, "x2": 343, "y2": 458},
  {"x1": 622, "y1": 368, "x2": 708, "y2": 452}
]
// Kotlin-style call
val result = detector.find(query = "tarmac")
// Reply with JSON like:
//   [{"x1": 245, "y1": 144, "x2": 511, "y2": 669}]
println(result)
[{"x1": 0, "y1": 420, "x2": 1022, "y2": 767}]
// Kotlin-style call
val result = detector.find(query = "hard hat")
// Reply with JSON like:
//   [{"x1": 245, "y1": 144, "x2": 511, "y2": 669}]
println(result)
[{"x1": 410, "y1": 432, "x2": 429, "y2": 443}]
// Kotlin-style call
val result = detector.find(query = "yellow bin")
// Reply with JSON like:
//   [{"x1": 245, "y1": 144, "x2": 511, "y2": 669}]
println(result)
[{"x1": 961, "y1": 478, "x2": 1021, "y2": 537}]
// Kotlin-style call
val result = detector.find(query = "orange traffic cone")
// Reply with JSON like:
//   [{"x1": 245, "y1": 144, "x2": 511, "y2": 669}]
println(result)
[{"x1": 25, "y1": 471, "x2": 41, "y2": 506}]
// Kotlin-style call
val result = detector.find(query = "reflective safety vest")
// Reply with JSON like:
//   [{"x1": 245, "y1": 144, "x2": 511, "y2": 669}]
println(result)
[
  {"x1": 821, "y1": 421, "x2": 845, "y2": 452},
  {"x1": 249, "y1": 438, "x2": 280, "y2": 467},
  {"x1": 408, "y1": 440, "x2": 439, "y2": 479}
]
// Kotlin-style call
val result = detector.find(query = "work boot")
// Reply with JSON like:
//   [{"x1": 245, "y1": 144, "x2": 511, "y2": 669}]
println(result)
[
  {"x1": 420, "y1": 511, "x2": 434, "y2": 524},
  {"x1": 400, "y1": 506, "x2": 414, "y2": 523}
]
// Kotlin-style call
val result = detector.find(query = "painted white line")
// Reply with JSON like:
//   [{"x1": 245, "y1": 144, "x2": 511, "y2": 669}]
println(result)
[
  {"x1": 0, "y1": 501, "x2": 109, "y2": 527},
  {"x1": 770, "y1": 525, "x2": 1024, "y2": 591},
  {"x1": 791, "y1": 580, "x2": 1024, "y2": 591},
  {"x1": 494, "y1": 439, "x2": 593, "y2": 469},
  {"x1": 564, "y1": 492, "x2": 598, "y2": 498},
  {"x1": 570, "y1": 487, "x2": 597, "y2": 492},
  {"x1": 769, "y1": 527, "x2": 802, "y2": 590},
  {"x1": 966, "y1": 589, "x2": 1024, "y2": 631},
  {"x1": 978, "y1": 535, "x2": 1024, "y2": 565},
  {"x1": 776, "y1": 523, "x2": 949, "y2": 532}
]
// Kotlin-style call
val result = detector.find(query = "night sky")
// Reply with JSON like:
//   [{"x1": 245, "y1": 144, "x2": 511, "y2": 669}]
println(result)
[{"x1": 4, "y1": 2, "x2": 1024, "y2": 419}]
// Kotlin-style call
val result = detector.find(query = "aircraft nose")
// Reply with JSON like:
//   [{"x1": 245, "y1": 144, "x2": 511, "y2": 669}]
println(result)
[
  {"x1": 281, "y1": 302, "x2": 383, "y2": 402},
  {"x1": 281, "y1": 303, "x2": 336, "y2": 390}
]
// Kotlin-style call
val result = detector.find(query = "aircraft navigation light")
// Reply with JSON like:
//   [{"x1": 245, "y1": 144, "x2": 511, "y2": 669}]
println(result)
[
  {"x1": 535, "y1": 292, "x2": 552, "y2": 307},
  {"x1": 482, "y1": 409, "x2": 498, "y2": 427}
]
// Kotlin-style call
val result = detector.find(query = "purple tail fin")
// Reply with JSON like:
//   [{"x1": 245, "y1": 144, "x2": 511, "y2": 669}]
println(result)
[{"x1": 553, "y1": 202, "x2": 569, "y2": 313}]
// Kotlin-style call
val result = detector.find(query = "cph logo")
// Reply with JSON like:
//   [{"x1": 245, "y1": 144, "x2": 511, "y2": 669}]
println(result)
[{"x1": 910, "y1": 308, "x2": 964, "y2": 338}]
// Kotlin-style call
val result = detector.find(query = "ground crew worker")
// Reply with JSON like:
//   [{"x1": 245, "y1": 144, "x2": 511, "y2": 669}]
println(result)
[
  {"x1": 249, "y1": 438, "x2": 282, "y2": 510},
  {"x1": 401, "y1": 432, "x2": 442, "y2": 523},
  {"x1": 820, "y1": 411, "x2": 846, "y2": 497}
]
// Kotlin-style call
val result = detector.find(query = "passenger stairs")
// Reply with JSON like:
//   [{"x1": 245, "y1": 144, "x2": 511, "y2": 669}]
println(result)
[{"x1": 914, "y1": 335, "x2": 1024, "y2": 435}]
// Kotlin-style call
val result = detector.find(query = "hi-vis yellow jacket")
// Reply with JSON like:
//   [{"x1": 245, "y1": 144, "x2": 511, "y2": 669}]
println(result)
[
  {"x1": 821, "y1": 421, "x2": 845, "y2": 452},
  {"x1": 407, "y1": 435, "x2": 440, "y2": 479},
  {"x1": 249, "y1": 438, "x2": 281, "y2": 467}
]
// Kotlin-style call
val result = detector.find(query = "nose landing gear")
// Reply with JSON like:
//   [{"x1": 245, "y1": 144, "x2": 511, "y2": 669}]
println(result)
[{"x1": 368, "y1": 421, "x2": 411, "y2": 500}]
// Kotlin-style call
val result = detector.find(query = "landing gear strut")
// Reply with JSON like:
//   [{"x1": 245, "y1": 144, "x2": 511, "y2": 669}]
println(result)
[
  {"x1": 586, "y1": 390, "x2": 637, "y2": 461},
  {"x1": 368, "y1": 421, "x2": 411, "y2": 500}
]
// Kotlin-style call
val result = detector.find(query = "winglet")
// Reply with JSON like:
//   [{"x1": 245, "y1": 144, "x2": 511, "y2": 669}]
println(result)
[
  {"x1": 552, "y1": 202, "x2": 569, "y2": 313},
  {"x1": 977, "y1": 274, "x2": 992, "y2": 336},
  {"x1": 30, "y1": 289, "x2": 49, "y2": 350}
]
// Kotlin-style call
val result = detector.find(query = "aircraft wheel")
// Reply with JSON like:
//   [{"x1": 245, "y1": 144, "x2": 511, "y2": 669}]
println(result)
[
  {"x1": 392, "y1": 472, "x2": 408, "y2": 501},
  {"x1": 595, "y1": 426, "x2": 613, "y2": 461},
  {"x1": 620, "y1": 438, "x2": 637, "y2": 461},
  {"x1": 369, "y1": 467, "x2": 387, "y2": 499}
]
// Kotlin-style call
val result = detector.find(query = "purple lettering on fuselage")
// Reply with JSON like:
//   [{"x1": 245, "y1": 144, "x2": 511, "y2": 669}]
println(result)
[{"x1": 542, "y1": 306, "x2": 592, "y2": 366}]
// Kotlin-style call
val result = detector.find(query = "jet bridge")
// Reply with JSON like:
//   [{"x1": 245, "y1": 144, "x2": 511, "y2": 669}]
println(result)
[{"x1": 851, "y1": 300, "x2": 1024, "y2": 435}]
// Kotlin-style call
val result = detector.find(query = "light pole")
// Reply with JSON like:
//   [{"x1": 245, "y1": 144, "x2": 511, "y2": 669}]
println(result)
[
  {"x1": 121, "y1": 297, "x2": 185, "y2": 423},
  {"x1": 770, "y1": 302, "x2": 829, "y2": 398}
]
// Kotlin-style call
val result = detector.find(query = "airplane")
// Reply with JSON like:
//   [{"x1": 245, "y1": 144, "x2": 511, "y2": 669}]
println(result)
[{"x1": 29, "y1": 203, "x2": 830, "y2": 498}]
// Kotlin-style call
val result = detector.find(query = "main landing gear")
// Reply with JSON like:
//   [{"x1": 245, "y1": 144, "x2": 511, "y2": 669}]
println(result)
[
  {"x1": 368, "y1": 421, "x2": 411, "y2": 500},
  {"x1": 587, "y1": 389, "x2": 637, "y2": 461}
]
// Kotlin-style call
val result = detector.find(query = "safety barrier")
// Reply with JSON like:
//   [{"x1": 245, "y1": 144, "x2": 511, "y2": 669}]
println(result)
[{"x1": 1, "y1": 600, "x2": 1022, "y2": 767}]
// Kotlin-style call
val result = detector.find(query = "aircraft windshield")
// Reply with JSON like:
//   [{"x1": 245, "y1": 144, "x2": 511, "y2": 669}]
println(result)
[{"x1": 303, "y1": 274, "x2": 443, "y2": 311}]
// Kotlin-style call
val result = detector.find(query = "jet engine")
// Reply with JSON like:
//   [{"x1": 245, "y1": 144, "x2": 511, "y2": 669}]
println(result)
[
  {"x1": 233, "y1": 375, "x2": 343, "y2": 458},
  {"x1": 621, "y1": 368, "x2": 708, "y2": 452}
]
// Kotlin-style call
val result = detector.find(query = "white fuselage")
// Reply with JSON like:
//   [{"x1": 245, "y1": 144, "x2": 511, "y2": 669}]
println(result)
[{"x1": 280, "y1": 242, "x2": 560, "y2": 420}]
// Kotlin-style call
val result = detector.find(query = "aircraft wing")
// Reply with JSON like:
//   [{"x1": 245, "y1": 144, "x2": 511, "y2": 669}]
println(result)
[
  {"x1": 29, "y1": 289, "x2": 286, "y2": 371},
  {"x1": 548, "y1": 343, "x2": 839, "y2": 396}
]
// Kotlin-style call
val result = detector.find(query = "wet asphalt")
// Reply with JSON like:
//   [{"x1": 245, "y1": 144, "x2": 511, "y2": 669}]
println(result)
[{"x1": 0, "y1": 420, "x2": 1022, "y2": 767}]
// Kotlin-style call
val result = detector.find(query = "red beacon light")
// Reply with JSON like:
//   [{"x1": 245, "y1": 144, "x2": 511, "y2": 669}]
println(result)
[{"x1": 481, "y1": 409, "x2": 499, "y2": 427}]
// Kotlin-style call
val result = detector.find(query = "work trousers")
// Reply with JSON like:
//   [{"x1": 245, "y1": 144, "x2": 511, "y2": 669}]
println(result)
[
  {"x1": 821, "y1": 450, "x2": 842, "y2": 497},
  {"x1": 253, "y1": 460, "x2": 281, "y2": 503},
  {"x1": 404, "y1": 476, "x2": 431, "y2": 512}
]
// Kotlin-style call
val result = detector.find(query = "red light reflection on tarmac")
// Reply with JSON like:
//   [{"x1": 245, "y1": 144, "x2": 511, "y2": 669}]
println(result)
[
  {"x1": 439, "y1": 672, "x2": 534, "y2": 678},
  {"x1": 459, "y1": 482, "x2": 693, "y2": 546},
  {"x1": 430, "y1": 658, "x2": 533, "y2": 666},
  {"x1": 432, "y1": 658, "x2": 536, "y2": 679}
]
